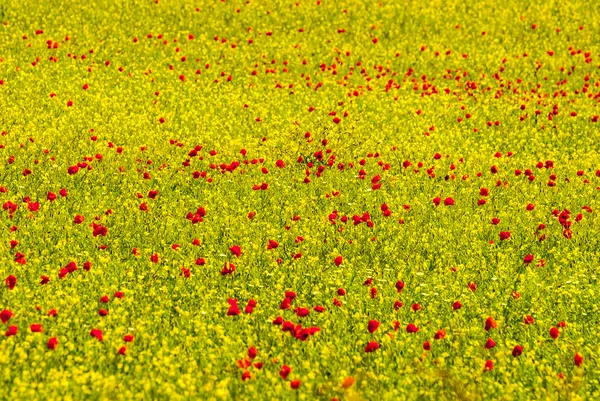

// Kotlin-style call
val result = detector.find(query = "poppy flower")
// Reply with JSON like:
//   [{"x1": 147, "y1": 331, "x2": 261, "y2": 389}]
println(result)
[
  {"x1": 452, "y1": 301, "x2": 462, "y2": 310},
  {"x1": 280, "y1": 297, "x2": 292, "y2": 310},
  {"x1": 484, "y1": 316, "x2": 498, "y2": 331},
  {"x1": 47, "y1": 337, "x2": 59, "y2": 350},
  {"x1": 290, "y1": 379, "x2": 301, "y2": 389},
  {"x1": 5, "y1": 326, "x2": 17, "y2": 337},
  {"x1": 367, "y1": 320, "x2": 380, "y2": 333},
  {"x1": 14, "y1": 253, "x2": 26, "y2": 265},
  {"x1": 434, "y1": 329, "x2": 446, "y2": 340},
  {"x1": 549, "y1": 327, "x2": 559, "y2": 339},
  {"x1": 90, "y1": 329, "x2": 103, "y2": 341},
  {"x1": 423, "y1": 341, "x2": 431, "y2": 351},
  {"x1": 230, "y1": 245, "x2": 242, "y2": 257},
  {"x1": 499, "y1": 231, "x2": 511, "y2": 241},
  {"x1": 484, "y1": 360, "x2": 494, "y2": 371},
  {"x1": 248, "y1": 347, "x2": 257, "y2": 359},
  {"x1": 523, "y1": 254, "x2": 534, "y2": 264},
  {"x1": 92, "y1": 223, "x2": 107, "y2": 237},
  {"x1": 0, "y1": 310, "x2": 14, "y2": 323},
  {"x1": 485, "y1": 338, "x2": 496, "y2": 349},
  {"x1": 334, "y1": 256, "x2": 343, "y2": 266},
  {"x1": 5, "y1": 275, "x2": 16, "y2": 290},
  {"x1": 432, "y1": 197, "x2": 441, "y2": 206},
  {"x1": 123, "y1": 334, "x2": 134, "y2": 342},
  {"x1": 574, "y1": 353, "x2": 583, "y2": 367},
  {"x1": 444, "y1": 197, "x2": 455, "y2": 206},
  {"x1": 295, "y1": 307, "x2": 310, "y2": 317},
  {"x1": 267, "y1": 239, "x2": 279, "y2": 249},
  {"x1": 118, "y1": 346, "x2": 127, "y2": 355},
  {"x1": 342, "y1": 377, "x2": 355, "y2": 388},
  {"x1": 227, "y1": 298, "x2": 240, "y2": 316},
  {"x1": 524, "y1": 315, "x2": 534, "y2": 325},
  {"x1": 280, "y1": 365, "x2": 291, "y2": 379},
  {"x1": 512, "y1": 345, "x2": 523, "y2": 357},
  {"x1": 245, "y1": 299, "x2": 257, "y2": 314},
  {"x1": 406, "y1": 323, "x2": 419, "y2": 333},
  {"x1": 364, "y1": 341, "x2": 380, "y2": 352},
  {"x1": 395, "y1": 281, "x2": 405, "y2": 292}
]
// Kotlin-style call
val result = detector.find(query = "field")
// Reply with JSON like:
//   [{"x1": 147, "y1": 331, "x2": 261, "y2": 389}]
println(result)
[{"x1": 0, "y1": 0, "x2": 599, "y2": 399}]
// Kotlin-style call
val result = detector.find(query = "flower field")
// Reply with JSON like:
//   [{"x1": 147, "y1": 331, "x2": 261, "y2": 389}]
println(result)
[{"x1": 0, "y1": 0, "x2": 599, "y2": 399}]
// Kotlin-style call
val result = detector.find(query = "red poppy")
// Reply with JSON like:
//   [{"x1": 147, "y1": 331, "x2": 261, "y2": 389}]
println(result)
[
  {"x1": 367, "y1": 320, "x2": 380, "y2": 333},
  {"x1": 484, "y1": 317, "x2": 497, "y2": 331},
  {"x1": 47, "y1": 337, "x2": 58, "y2": 350},
  {"x1": 230, "y1": 245, "x2": 242, "y2": 257},
  {"x1": 227, "y1": 298, "x2": 240, "y2": 316},
  {"x1": 364, "y1": 341, "x2": 380, "y2": 352},
  {"x1": 295, "y1": 307, "x2": 310, "y2": 317},
  {"x1": 90, "y1": 329, "x2": 103, "y2": 341},
  {"x1": 221, "y1": 262, "x2": 236, "y2": 276},
  {"x1": 574, "y1": 353, "x2": 583, "y2": 367},
  {"x1": 5, "y1": 275, "x2": 16, "y2": 290},
  {"x1": 512, "y1": 345, "x2": 523, "y2": 357},
  {"x1": 0, "y1": 310, "x2": 14, "y2": 324},
  {"x1": 280, "y1": 365, "x2": 291, "y2": 379}
]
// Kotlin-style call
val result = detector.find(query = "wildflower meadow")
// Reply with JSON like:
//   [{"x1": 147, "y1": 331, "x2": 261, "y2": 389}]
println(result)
[{"x1": 0, "y1": 0, "x2": 599, "y2": 399}]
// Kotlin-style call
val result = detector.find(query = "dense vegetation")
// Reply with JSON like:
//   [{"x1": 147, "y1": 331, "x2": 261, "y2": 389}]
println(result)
[{"x1": 0, "y1": 0, "x2": 599, "y2": 399}]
